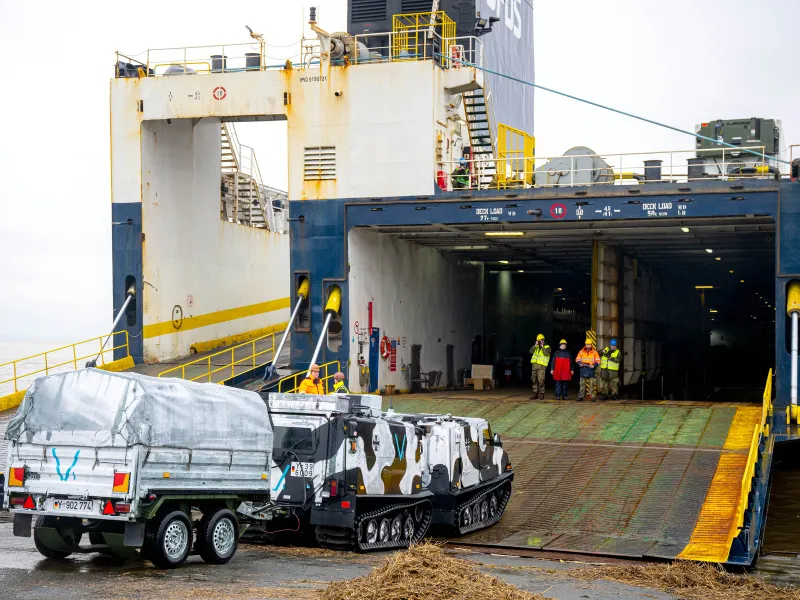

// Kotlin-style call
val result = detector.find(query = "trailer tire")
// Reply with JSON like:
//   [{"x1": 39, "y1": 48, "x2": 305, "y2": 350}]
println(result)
[
  {"x1": 146, "y1": 510, "x2": 192, "y2": 569},
  {"x1": 33, "y1": 516, "x2": 82, "y2": 559},
  {"x1": 198, "y1": 508, "x2": 239, "y2": 564}
]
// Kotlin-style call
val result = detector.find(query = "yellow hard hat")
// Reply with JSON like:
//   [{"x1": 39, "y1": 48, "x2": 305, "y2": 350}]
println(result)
[
  {"x1": 585, "y1": 339, "x2": 593, "y2": 346},
  {"x1": 536, "y1": 333, "x2": 545, "y2": 341},
  {"x1": 559, "y1": 339, "x2": 567, "y2": 344}
]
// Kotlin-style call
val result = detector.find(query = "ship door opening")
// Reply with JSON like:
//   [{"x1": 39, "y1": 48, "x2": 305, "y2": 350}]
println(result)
[{"x1": 348, "y1": 217, "x2": 775, "y2": 401}]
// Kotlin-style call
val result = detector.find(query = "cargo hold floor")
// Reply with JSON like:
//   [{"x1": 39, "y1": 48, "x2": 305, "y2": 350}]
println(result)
[{"x1": 387, "y1": 391, "x2": 761, "y2": 562}]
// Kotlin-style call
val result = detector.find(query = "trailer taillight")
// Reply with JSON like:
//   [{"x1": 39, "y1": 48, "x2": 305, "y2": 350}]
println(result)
[
  {"x1": 9, "y1": 467, "x2": 24, "y2": 487},
  {"x1": 114, "y1": 503, "x2": 131, "y2": 513},
  {"x1": 9, "y1": 496, "x2": 25, "y2": 506},
  {"x1": 113, "y1": 472, "x2": 130, "y2": 493},
  {"x1": 329, "y1": 479, "x2": 338, "y2": 497}
]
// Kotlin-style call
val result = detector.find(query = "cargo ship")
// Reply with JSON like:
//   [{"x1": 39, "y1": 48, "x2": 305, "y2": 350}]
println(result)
[{"x1": 3, "y1": 1, "x2": 800, "y2": 568}]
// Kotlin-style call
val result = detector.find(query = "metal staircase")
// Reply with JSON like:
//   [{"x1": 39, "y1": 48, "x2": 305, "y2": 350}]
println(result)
[
  {"x1": 463, "y1": 85, "x2": 497, "y2": 188},
  {"x1": 220, "y1": 122, "x2": 278, "y2": 230}
]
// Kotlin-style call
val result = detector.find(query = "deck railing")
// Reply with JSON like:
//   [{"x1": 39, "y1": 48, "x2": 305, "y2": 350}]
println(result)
[{"x1": 157, "y1": 332, "x2": 276, "y2": 384}]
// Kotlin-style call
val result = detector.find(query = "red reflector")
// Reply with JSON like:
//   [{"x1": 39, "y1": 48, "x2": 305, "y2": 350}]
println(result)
[
  {"x1": 330, "y1": 479, "x2": 338, "y2": 497},
  {"x1": 114, "y1": 503, "x2": 131, "y2": 513},
  {"x1": 10, "y1": 496, "x2": 25, "y2": 506},
  {"x1": 23, "y1": 496, "x2": 35, "y2": 510},
  {"x1": 102, "y1": 501, "x2": 116, "y2": 515},
  {"x1": 341, "y1": 501, "x2": 351, "y2": 509}
]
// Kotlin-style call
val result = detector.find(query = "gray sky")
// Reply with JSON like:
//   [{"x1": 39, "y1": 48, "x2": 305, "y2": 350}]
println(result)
[{"x1": 1, "y1": 0, "x2": 797, "y2": 347}]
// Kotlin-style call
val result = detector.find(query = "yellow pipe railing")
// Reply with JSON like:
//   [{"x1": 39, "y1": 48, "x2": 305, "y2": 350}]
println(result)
[
  {"x1": 497, "y1": 123, "x2": 535, "y2": 187},
  {"x1": 733, "y1": 369, "x2": 773, "y2": 532},
  {"x1": 0, "y1": 332, "x2": 131, "y2": 394},
  {"x1": 158, "y1": 332, "x2": 276, "y2": 384},
  {"x1": 275, "y1": 360, "x2": 340, "y2": 394}
]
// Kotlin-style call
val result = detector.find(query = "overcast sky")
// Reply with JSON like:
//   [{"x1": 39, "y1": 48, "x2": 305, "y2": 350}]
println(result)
[{"x1": 1, "y1": 0, "x2": 798, "y2": 349}]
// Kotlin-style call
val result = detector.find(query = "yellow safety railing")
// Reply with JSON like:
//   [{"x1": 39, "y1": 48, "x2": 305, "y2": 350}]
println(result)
[
  {"x1": 391, "y1": 12, "x2": 456, "y2": 61},
  {"x1": 733, "y1": 369, "x2": 773, "y2": 532},
  {"x1": 497, "y1": 123, "x2": 535, "y2": 187},
  {"x1": 158, "y1": 332, "x2": 276, "y2": 384},
  {"x1": 0, "y1": 332, "x2": 131, "y2": 394},
  {"x1": 274, "y1": 360, "x2": 340, "y2": 394}
]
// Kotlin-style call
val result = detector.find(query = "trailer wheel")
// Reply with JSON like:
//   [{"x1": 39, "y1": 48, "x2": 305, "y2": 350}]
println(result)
[
  {"x1": 146, "y1": 510, "x2": 192, "y2": 569},
  {"x1": 33, "y1": 516, "x2": 82, "y2": 559},
  {"x1": 198, "y1": 508, "x2": 239, "y2": 565}
]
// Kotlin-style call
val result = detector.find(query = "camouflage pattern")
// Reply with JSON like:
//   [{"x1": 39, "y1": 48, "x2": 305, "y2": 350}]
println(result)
[
  {"x1": 262, "y1": 393, "x2": 513, "y2": 547},
  {"x1": 531, "y1": 365, "x2": 546, "y2": 399},
  {"x1": 578, "y1": 377, "x2": 596, "y2": 401},
  {"x1": 597, "y1": 374, "x2": 619, "y2": 397}
]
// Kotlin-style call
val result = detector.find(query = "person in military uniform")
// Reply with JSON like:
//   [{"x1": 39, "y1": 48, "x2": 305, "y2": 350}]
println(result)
[
  {"x1": 529, "y1": 334, "x2": 551, "y2": 400},
  {"x1": 598, "y1": 338, "x2": 621, "y2": 400},
  {"x1": 575, "y1": 340, "x2": 600, "y2": 402},
  {"x1": 331, "y1": 371, "x2": 350, "y2": 394}
]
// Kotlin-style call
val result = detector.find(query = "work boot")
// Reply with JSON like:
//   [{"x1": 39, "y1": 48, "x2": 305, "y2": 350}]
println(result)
[{"x1": 538, "y1": 394, "x2": 545, "y2": 400}]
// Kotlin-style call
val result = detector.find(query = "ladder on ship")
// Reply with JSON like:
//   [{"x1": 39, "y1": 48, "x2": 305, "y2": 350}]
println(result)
[{"x1": 463, "y1": 85, "x2": 497, "y2": 188}]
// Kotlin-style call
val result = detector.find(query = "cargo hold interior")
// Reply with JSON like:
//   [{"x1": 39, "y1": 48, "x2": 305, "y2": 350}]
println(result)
[{"x1": 347, "y1": 217, "x2": 775, "y2": 401}]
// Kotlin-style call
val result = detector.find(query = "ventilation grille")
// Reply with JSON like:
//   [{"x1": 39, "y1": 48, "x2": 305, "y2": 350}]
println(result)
[
  {"x1": 401, "y1": 0, "x2": 434, "y2": 12},
  {"x1": 351, "y1": 0, "x2": 387, "y2": 22},
  {"x1": 304, "y1": 146, "x2": 336, "y2": 181}
]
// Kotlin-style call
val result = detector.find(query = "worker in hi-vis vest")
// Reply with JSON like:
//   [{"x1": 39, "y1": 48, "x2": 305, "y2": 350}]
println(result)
[
  {"x1": 529, "y1": 334, "x2": 551, "y2": 400},
  {"x1": 331, "y1": 371, "x2": 350, "y2": 394},
  {"x1": 598, "y1": 339, "x2": 621, "y2": 400},
  {"x1": 575, "y1": 340, "x2": 601, "y2": 402}
]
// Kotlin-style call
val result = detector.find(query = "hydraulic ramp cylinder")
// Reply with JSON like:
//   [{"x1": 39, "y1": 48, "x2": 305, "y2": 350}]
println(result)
[
  {"x1": 263, "y1": 277, "x2": 309, "y2": 381},
  {"x1": 86, "y1": 286, "x2": 135, "y2": 368},
  {"x1": 308, "y1": 285, "x2": 342, "y2": 376},
  {"x1": 788, "y1": 281, "x2": 800, "y2": 423}
]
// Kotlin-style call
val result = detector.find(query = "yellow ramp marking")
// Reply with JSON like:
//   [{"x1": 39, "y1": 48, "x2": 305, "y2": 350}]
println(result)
[
  {"x1": 679, "y1": 407, "x2": 763, "y2": 562},
  {"x1": 143, "y1": 297, "x2": 291, "y2": 339},
  {"x1": 723, "y1": 406, "x2": 763, "y2": 450},
  {"x1": 189, "y1": 322, "x2": 288, "y2": 354}
]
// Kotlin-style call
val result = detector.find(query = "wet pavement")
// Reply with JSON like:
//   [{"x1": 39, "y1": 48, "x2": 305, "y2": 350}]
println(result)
[{"x1": 0, "y1": 523, "x2": 677, "y2": 600}]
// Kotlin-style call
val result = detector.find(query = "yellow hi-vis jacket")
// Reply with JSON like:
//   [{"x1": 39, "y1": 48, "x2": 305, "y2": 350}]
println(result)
[
  {"x1": 332, "y1": 380, "x2": 350, "y2": 394},
  {"x1": 530, "y1": 344, "x2": 551, "y2": 367},
  {"x1": 600, "y1": 348, "x2": 621, "y2": 371}
]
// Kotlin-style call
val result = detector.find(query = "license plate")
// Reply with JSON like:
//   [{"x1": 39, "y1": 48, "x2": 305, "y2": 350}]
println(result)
[
  {"x1": 50, "y1": 499, "x2": 94, "y2": 513},
  {"x1": 290, "y1": 462, "x2": 313, "y2": 477}
]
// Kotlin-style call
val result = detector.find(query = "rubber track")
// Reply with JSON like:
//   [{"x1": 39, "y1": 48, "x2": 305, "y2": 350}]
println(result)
[
  {"x1": 316, "y1": 498, "x2": 433, "y2": 551},
  {"x1": 455, "y1": 479, "x2": 512, "y2": 535}
]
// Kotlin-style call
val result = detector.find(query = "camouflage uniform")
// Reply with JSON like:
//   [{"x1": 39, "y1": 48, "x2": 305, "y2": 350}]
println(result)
[
  {"x1": 598, "y1": 346, "x2": 621, "y2": 400},
  {"x1": 529, "y1": 343, "x2": 551, "y2": 400}
]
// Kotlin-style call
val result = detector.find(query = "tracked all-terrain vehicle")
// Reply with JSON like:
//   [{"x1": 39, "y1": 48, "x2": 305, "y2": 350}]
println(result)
[{"x1": 256, "y1": 393, "x2": 513, "y2": 550}]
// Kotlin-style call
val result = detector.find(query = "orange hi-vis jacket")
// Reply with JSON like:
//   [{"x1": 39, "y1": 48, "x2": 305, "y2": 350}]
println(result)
[
  {"x1": 298, "y1": 377, "x2": 325, "y2": 394},
  {"x1": 575, "y1": 348, "x2": 600, "y2": 367}
]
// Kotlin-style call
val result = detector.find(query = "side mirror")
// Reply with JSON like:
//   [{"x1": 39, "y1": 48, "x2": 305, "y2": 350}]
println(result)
[{"x1": 493, "y1": 433, "x2": 502, "y2": 447}]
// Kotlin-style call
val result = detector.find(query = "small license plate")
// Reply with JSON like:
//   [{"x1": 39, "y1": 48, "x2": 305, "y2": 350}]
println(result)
[
  {"x1": 290, "y1": 462, "x2": 313, "y2": 477},
  {"x1": 50, "y1": 499, "x2": 94, "y2": 513}
]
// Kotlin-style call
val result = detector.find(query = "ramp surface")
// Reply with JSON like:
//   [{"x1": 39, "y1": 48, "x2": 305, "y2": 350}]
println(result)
[{"x1": 389, "y1": 393, "x2": 760, "y2": 562}]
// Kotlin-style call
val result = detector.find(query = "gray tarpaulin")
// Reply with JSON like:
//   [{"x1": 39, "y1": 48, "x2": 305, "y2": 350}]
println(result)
[{"x1": 5, "y1": 369, "x2": 272, "y2": 452}]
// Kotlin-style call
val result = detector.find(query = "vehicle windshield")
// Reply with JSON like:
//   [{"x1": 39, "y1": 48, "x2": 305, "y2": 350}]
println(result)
[{"x1": 272, "y1": 425, "x2": 315, "y2": 452}]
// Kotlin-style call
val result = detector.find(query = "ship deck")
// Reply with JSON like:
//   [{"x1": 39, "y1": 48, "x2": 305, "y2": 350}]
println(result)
[{"x1": 387, "y1": 390, "x2": 762, "y2": 562}]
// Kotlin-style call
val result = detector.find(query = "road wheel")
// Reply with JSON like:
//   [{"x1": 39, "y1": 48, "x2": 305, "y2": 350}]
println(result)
[
  {"x1": 378, "y1": 518, "x2": 391, "y2": 542},
  {"x1": 461, "y1": 506, "x2": 472, "y2": 528},
  {"x1": 33, "y1": 516, "x2": 82, "y2": 559},
  {"x1": 198, "y1": 509, "x2": 239, "y2": 564},
  {"x1": 390, "y1": 515, "x2": 402, "y2": 542},
  {"x1": 402, "y1": 515, "x2": 415, "y2": 540},
  {"x1": 489, "y1": 494, "x2": 499, "y2": 519},
  {"x1": 365, "y1": 519, "x2": 378, "y2": 544},
  {"x1": 146, "y1": 510, "x2": 192, "y2": 569}
]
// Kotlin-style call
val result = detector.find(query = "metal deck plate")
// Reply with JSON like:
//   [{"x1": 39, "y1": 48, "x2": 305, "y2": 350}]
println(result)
[{"x1": 392, "y1": 395, "x2": 761, "y2": 561}]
